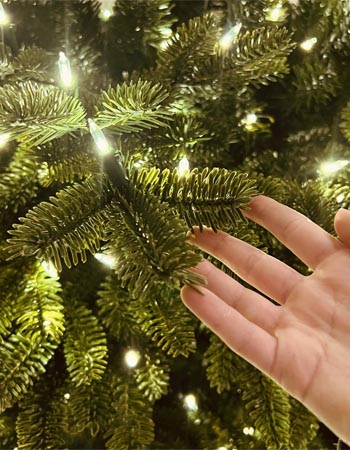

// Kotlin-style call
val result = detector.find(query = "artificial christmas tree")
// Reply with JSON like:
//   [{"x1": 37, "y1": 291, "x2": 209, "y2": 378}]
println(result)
[{"x1": 0, "y1": 0, "x2": 349, "y2": 448}]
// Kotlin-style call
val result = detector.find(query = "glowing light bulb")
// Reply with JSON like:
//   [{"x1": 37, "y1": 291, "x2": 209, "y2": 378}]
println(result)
[
  {"x1": 0, "y1": 132, "x2": 10, "y2": 147},
  {"x1": 58, "y1": 52, "x2": 73, "y2": 87},
  {"x1": 64, "y1": 392, "x2": 70, "y2": 400},
  {"x1": 243, "y1": 426, "x2": 255, "y2": 436},
  {"x1": 100, "y1": 7, "x2": 113, "y2": 21},
  {"x1": 266, "y1": 3, "x2": 286, "y2": 22},
  {"x1": 124, "y1": 349, "x2": 141, "y2": 368},
  {"x1": 178, "y1": 156, "x2": 189, "y2": 176},
  {"x1": 0, "y1": 3, "x2": 9, "y2": 26},
  {"x1": 241, "y1": 112, "x2": 258, "y2": 131},
  {"x1": 43, "y1": 320, "x2": 51, "y2": 327},
  {"x1": 219, "y1": 22, "x2": 242, "y2": 49},
  {"x1": 41, "y1": 260, "x2": 58, "y2": 278},
  {"x1": 243, "y1": 113, "x2": 258, "y2": 124},
  {"x1": 94, "y1": 252, "x2": 115, "y2": 268},
  {"x1": 217, "y1": 447, "x2": 228, "y2": 450},
  {"x1": 300, "y1": 37, "x2": 317, "y2": 52},
  {"x1": 320, "y1": 160, "x2": 349, "y2": 174},
  {"x1": 184, "y1": 393, "x2": 198, "y2": 411},
  {"x1": 88, "y1": 118, "x2": 111, "y2": 155},
  {"x1": 336, "y1": 193, "x2": 345, "y2": 203}
]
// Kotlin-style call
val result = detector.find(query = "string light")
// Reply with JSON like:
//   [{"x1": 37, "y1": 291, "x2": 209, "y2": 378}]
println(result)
[
  {"x1": 336, "y1": 193, "x2": 345, "y2": 203},
  {"x1": 98, "y1": 0, "x2": 114, "y2": 21},
  {"x1": 0, "y1": 3, "x2": 9, "y2": 26},
  {"x1": 94, "y1": 252, "x2": 115, "y2": 268},
  {"x1": 178, "y1": 156, "x2": 190, "y2": 176},
  {"x1": 241, "y1": 112, "x2": 258, "y2": 131},
  {"x1": 100, "y1": 7, "x2": 113, "y2": 21},
  {"x1": 124, "y1": 349, "x2": 141, "y2": 368},
  {"x1": 63, "y1": 392, "x2": 70, "y2": 400},
  {"x1": 43, "y1": 320, "x2": 51, "y2": 327},
  {"x1": 243, "y1": 426, "x2": 255, "y2": 436},
  {"x1": 243, "y1": 112, "x2": 258, "y2": 125},
  {"x1": 183, "y1": 393, "x2": 198, "y2": 411},
  {"x1": 0, "y1": 132, "x2": 9, "y2": 147},
  {"x1": 300, "y1": 37, "x2": 317, "y2": 52},
  {"x1": 41, "y1": 260, "x2": 58, "y2": 278},
  {"x1": 320, "y1": 160, "x2": 349, "y2": 174},
  {"x1": 88, "y1": 118, "x2": 111, "y2": 155},
  {"x1": 219, "y1": 22, "x2": 242, "y2": 49},
  {"x1": 266, "y1": 3, "x2": 286, "y2": 22},
  {"x1": 58, "y1": 52, "x2": 73, "y2": 88}
]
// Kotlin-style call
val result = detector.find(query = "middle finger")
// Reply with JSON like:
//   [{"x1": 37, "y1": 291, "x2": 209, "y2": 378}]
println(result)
[{"x1": 190, "y1": 228, "x2": 304, "y2": 304}]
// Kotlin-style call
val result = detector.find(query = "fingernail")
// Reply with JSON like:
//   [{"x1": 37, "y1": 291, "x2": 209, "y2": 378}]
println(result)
[{"x1": 186, "y1": 229, "x2": 199, "y2": 241}]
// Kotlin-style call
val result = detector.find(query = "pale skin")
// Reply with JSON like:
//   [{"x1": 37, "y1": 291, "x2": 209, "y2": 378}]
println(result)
[{"x1": 181, "y1": 195, "x2": 350, "y2": 444}]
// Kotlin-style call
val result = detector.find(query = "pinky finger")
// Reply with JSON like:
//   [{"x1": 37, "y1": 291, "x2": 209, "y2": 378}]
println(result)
[{"x1": 181, "y1": 285, "x2": 277, "y2": 376}]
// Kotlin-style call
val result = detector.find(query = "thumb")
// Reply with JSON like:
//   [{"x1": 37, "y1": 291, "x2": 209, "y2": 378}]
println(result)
[{"x1": 334, "y1": 208, "x2": 350, "y2": 248}]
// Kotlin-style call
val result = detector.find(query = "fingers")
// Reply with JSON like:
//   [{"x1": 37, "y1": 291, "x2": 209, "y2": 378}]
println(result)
[
  {"x1": 243, "y1": 195, "x2": 343, "y2": 270},
  {"x1": 181, "y1": 284, "x2": 277, "y2": 376},
  {"x1": 189, "y1": 228, "x2": 303, "y2": 305},
  {"x1": 192, "y1": 260, "x2": 281, "y2": 333},
  {"x1": 334, "y1": 208, "x2": 350, "y2": 248}
]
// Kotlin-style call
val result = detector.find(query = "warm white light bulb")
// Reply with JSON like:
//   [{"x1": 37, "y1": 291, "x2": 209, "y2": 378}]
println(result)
[
  {"x1": 320, "y1": 160, "x2": 349, "y2": 174},
  {"x1": 94, "y1": 252, "x2": 115, "y2": 268},
  {"x1": 241, "y1": 112, "x2": 259, "y2": 131},
  {"x1": 336, "y1": 193, "x2": 345, "y2": 203},
  {"x1": 124, "y1": 349, "x2": 141, "y2": 368},
  {"x1": 244, "y1": 113, "x2": 258, "y2": 125},
  {"x1": 58, "y1": 52, "x2": 73, "y2": 87},
  {"x1": 0, "y1": 132, "x2": 10, "y2": 147},
  {"x1": 100, "y1": 7, "x2": 113, "y2": 21},
  {"x1": 43, "y1": 320, "x2": 51, "y2": 327},
  {"x1": 243, "y1": 426, "x2": 255, "y2": 436},
  {"x1": 0, "y1": 3, "x2": 9, "y2": 26},
  {"x1": 300, "y1": 37, "x2": 317, "y2": 52},
  {"x1": 41, "y1": 260, "x2": 58, "y2": 278},
  {"x1": 184, "y1": 393, "x2": 198, "y2": 411},
  {"x1": 219, "y1": 22, "x2": 242, "y2": 49},
  {"x1": 178, "y1": 156, "x2": 189, "y2": 176},
  {"x1": 88, "y1": 118, "x2": 111, "y2": 155},
  {"x1": 266, "y1": 3, "x2": 286, "y2": 22}
]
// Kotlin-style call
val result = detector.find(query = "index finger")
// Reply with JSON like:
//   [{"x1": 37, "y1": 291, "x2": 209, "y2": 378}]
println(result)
[{"x1": 244, "y1": 195, "x2": 343, "y2": 270}]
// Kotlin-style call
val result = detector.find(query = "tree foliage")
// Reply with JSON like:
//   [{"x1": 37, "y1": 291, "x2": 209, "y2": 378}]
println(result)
[
  {"x1": 0, "y1": 0, "x2": 346, "y2": 448},
  {"x1": 0, "y1": 81, "x2": 87, "y2": 146}
]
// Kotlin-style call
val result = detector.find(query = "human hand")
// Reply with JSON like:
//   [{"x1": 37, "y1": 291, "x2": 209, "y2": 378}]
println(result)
[{"x1": 181, "y1": 195, "x2": 350, "y2": 444}]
